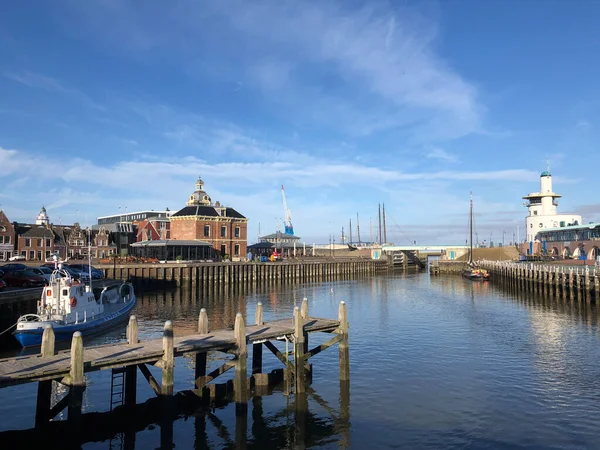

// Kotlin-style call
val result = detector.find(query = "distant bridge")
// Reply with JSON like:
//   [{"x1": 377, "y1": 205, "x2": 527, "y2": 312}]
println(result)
[{"x1": 381, "y1": 245, "x2": 469, "y2": 254}]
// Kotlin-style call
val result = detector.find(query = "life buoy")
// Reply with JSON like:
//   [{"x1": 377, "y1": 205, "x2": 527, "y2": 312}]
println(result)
[{"x1": 70, "y1": 297, "x2": 77, "y2": 307}]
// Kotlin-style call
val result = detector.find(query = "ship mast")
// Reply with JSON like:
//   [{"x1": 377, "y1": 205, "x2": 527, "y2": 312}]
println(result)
[{"x1": 469, "y1": 192, "x2": 474, "y2": 265}]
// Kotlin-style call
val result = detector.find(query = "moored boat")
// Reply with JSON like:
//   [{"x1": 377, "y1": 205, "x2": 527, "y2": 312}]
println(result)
[
  {"x1": 13, "y1": 259, "x2": 136, "y2": 347},
  {"x1": 463, "y1": 192, "x2": 490, "y2": 282}
]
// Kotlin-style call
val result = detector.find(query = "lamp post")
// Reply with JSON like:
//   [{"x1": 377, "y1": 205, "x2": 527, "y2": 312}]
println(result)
[{"x1": 503, "y1": 230, "x2": 506, "y2": 247}]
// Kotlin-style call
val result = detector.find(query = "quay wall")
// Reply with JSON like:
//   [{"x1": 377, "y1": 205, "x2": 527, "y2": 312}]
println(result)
[{"x1": 97, "y1": 258, "x2": 390, "y2": 288}]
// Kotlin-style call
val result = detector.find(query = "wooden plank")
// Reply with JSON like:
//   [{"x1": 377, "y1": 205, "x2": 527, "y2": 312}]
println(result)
[{"x1": 0, "y1": 316, "x2": 340, "y2": 388}]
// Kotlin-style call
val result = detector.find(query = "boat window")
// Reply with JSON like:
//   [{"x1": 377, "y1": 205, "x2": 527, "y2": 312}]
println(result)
[{"x1": 62, "y1": 289, "x2": 68, "y2": 296}]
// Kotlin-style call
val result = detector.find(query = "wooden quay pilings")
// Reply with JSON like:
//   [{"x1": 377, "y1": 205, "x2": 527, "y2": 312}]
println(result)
[
  {"x1": 479, "y1": 261, "x2": 600, "y2": 302},
  {"x1": 0, "y1": 301, "x2": 350, "y2": 429},
  {"x1": 100, "y1": 259, "x2": 388, "y2": 288}
]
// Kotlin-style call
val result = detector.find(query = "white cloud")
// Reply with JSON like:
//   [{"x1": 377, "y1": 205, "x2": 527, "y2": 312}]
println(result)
[
  {"x1": 425, "y1": 146, "x2": 458, "y2": 163},
  {"x1": 4, "y1": 71, "x2": 106, "y2": 111}
]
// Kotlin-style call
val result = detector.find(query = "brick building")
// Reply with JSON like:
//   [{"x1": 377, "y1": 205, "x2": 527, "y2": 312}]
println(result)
[
  {"x1": 0, "y1": 209, "x2": 16, "y2": 261},
  {"x1": 136, "y1": 217, "x2": 171, "y2": 242},
  {"x1": 170, "y1": 176, "x2": 248, "y2": 260}
]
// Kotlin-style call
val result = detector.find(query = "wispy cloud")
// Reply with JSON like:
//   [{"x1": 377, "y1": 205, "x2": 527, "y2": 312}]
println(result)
[
  {"x1": 4, "y1": 71, "x2": 106, "y2": 111},
  {"x1": 59, "y1": 0, "x2": 482, "y2": 141},
  {"x1": 425, "y1": 145, "x2": 458, "y2": 163}
]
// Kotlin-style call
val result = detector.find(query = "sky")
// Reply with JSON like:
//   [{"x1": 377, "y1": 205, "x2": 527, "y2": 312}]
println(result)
[{"x1": 1, "y1": 0, "x2": 599, "y2": 245}]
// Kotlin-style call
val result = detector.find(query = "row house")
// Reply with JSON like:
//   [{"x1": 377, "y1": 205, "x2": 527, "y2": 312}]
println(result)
[{"x1": 0, "y1": 210, "x2": 16, "y2": 262}]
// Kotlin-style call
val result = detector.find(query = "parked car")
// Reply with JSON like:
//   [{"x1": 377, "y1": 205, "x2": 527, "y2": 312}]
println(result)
[
  {"x1": 40, "y1": 263, "x2": 91, "y2": 282},
  {"x1": 0, "y1": 269, "x2": 4, "y2": 279},
  {"x1": 2, "y1": 270, "x2": 47, "y2": 288},
  {"x1": 28, "y1": 267, "x2": 54, "y2": 283},
  {"x1": 0, "y1": 278, "x2": 6, "y2": 291},
  {"x1": 2, "y1": 263, "x2": 29, "y2": 272},
  {"x1": 8, "y1": 255, "x2": 26, "y2": 261},
  {"x1": 67, "y1": 264, "x2": 104, "y2": 279}
]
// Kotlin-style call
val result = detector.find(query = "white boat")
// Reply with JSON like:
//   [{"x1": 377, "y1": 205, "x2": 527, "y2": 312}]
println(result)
[{"x1": 13, "y1": 256, "x2": 136, "y2": 347}]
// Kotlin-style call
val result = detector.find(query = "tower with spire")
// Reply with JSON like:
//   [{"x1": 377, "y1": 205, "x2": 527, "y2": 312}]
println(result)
[
  {"x1": 186, "y1": 175, "x2": 212, "y2": 206},
  {"x1": 35, "y1": 206, "x2": 50, "y2": 226},
  {"x1": 523, "y1": 167, "x2": 581, "y2": 243}
]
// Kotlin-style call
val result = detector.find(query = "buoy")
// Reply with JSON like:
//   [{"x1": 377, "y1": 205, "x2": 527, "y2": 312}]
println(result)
[{"x1": 70, "y1": 297, "x2": 77, "y2": 307}]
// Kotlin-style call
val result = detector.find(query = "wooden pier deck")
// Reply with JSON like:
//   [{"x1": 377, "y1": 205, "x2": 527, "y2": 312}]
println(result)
[
  {"x1": 0, "y1": 317, "x2": 339, "y2": 388},
  {"x1": 0, "y1": 300, "x2": 349, "y2": 429}
]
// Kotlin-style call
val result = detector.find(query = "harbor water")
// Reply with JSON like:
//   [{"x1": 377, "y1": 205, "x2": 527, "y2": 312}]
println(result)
[{"x1": 2, "y1": 272, "x2": 600, "y2": 449}]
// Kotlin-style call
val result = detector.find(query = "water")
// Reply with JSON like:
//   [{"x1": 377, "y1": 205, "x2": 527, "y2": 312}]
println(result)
[{"x1": 2, "y1": 273, "x2": 600, "y2": 449}]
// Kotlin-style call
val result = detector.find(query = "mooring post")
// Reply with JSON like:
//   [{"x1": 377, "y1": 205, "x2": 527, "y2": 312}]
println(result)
[
  {"x1": 301, "y1": 297, "x2": 309, "y2": 358},
  {"x1": 124, "y1": 315, "x2": 139, "y2": 407},
  {"x1": 294, "y1": 306, "x2": 306, "y2": 394},
  {"x1": 127, "y1": 315, "x2": 139, "y2": 345},
  {"x1": 67, "y1": 331, "x2": 85, "y2": 425},
  {"x1": 35, "y1": 324, "x2": 55, "y2": 427},
  {"x1": 252, "y1": 302, "x2": 264, "y2": 375},
  {"x1": 161, "y1": 320, "x2": 174, "y2": 396},
  {"x1": 234, "y1": 312, "x2": 248, "y2": 416},
  {"x1": 338, "y1": 301, "x2": 350, "y2": 382},
  {"x1": 195, "y1": 308, "x2": 208, "y2": 385}
]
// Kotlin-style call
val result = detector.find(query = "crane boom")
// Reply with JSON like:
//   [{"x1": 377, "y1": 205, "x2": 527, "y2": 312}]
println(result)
[{"x1": 281, "y1": 185, "x2": 294, "y2": 235}]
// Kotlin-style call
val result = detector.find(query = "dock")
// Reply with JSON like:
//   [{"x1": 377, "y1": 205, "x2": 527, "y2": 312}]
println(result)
[{"x1": 0, "y1": 300, "x2": 350, "y2": 431}]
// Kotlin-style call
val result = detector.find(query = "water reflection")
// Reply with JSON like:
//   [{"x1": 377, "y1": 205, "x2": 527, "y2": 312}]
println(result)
[{"x1": 0, "y1": 382, "x2": 351, "y2": 450}]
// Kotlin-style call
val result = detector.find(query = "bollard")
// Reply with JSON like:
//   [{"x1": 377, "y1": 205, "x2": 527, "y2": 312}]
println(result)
[
  {"x1": 161, "y1": 321, "x2": 174, "y2": 396},
  {"x1": 67, "y1": 332, "x2": 85, "y2": 424},
  {"x1": 127, "y1": 315, "x2": 139, "y2": 345},
  {"x1": 294, "y1": 306, "x2": 306, "y2": 394},
  {"x1": 234, "y1": 313, "x2": 248, "y2": 416}
]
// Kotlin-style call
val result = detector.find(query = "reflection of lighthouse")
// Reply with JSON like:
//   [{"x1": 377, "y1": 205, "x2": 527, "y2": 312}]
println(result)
[{"x1": 523, "y1": 169, "x2": 582, "y2": 247}]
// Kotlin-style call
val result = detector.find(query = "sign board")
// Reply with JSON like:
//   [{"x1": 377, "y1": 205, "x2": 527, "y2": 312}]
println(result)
[{"x1": 0, "y1": 244, "x2": 14, "y2": 251}]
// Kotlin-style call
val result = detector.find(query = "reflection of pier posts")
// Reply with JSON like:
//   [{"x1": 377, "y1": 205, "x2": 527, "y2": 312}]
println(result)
[
  {"x1": 295, "y1": 393, "x2": 308, "y2": 450},
  {"x1": 252, "y1": 303, "x2": 263, "y2": 375},
  {"x1": 125, "y1": 315, "x2": 138, "y2": 407},
  {"x1": 35, "y1": 324, "x2": 55, "y2": 427}
]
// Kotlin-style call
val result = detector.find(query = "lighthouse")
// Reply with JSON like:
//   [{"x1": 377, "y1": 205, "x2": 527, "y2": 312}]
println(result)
[{"x1": 523, "y1": 170, "x2": 581, "y2": 243}]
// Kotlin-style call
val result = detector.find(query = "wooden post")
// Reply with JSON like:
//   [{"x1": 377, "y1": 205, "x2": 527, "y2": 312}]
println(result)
[
  {"x1": 127, "y1": 315, "x2": 138, "y2": 345},
  {"x1": 301, "y1": 297, "x2": 309, "y2": 356},
  {"x1": 67, "y1": 331, "x2": 85, "y2": 424},
  {"x1": 294, "y1": 306, "x2": 306, "y2": 394},
  {"x1": 195, "y1": 308, "x2": 208, "y2": 385},
  {"x1": 161, "y1": 320, "x2": 174, "y2": 396},
  {"x1": 338, "y1": 301, "x2": 350, "y2": 382},
  {"x1": 35, "y1": 324, "x2": 55, "y2": 426},
  {"x1": 252, "y1": 303, "x2": 263, "y2": 374},
  {"x1": 234, "y1": 312, "x2": 248, "y2": 416},
  {"x1": 40, "y1": 323, "x2": 55, "y2": 357}
]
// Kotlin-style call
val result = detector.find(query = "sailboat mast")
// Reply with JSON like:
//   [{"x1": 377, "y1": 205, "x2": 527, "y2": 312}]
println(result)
[
  {"x1": 357, "y1": 213, "x2": 361, "y2": 245},
  {"x1": 469, "y1": 191, "x2": 473, "y2": 264}
]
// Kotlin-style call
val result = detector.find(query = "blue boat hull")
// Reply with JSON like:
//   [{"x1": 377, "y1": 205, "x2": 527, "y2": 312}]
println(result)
[{"x1": 13, "y1": 298, "x2": 137, "y2": 347}]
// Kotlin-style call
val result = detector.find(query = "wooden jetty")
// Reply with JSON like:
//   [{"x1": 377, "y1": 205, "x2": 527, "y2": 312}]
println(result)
[
  {"x1": 0, "y1": 300, "x2": 350, "y2": 429},
  {"x1": 479, "y1": 261, "x2": 600, "y2": 302}
]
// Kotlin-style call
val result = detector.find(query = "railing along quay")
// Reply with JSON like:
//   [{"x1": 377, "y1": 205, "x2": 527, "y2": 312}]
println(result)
[
  {"x1": 98, "y1": 259, "x2": 389, "y2": 288},
  {"x1": 478, "y1": 260, "x2": 600, "y2": 301},
  {"x1": 0, "y1": 300, "x2": 350, "y2": 433}
]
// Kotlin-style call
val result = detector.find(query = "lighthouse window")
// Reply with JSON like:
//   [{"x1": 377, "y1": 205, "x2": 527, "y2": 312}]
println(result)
[
  {"x1": 62, "y1": 289, "x2": 68, "y2": 296},
  {"x1": 533, "y1": 211, "x2": 537, "y2": 215}
]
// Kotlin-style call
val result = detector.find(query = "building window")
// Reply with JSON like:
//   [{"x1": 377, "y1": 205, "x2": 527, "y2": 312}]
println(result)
[
  {"x1": 221, "y1": 226, "x2": 226, "y2": 237},
  {"x1": 220, "y1": 244, "x2": 226, "y2": 255},
  {"x1": 46, "y1": 239, "x2": 51, "y2": 247},
  {"x1": 21, "y1": 251, "x2": 26, "y2": 257},
  {"x1": 234, "y1": 244, "x2": 240, "y2": 256},
  {"x1": 45, "y1": 251, "x2": 51, "y2": 258},
  {"x1": 29, "y1": 250, "x2": 35, "y2": 260},
  {"x1": 25, "y1": 238, "x2": 31, "y2": 247},
  {"x1": 38, "y1": 239, "x2": 43, "y2": 247},
  {"x1": 37, "y1": 251, "x2": 42, "y2": 260},
  {"x1": 235, "y1": 227, "x2": 240, "y2": 238},
  {"x1": 204, "y1": 225, "x2": 210, "y2": 237},
  {"x1": 533, "y1": 211, "x2": 537, "y2": 215}
]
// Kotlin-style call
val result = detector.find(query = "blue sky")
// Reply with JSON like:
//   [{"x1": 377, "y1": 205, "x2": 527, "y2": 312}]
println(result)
[{"x1": 1, "y1": 0, "x2": 599, "y2": 245}]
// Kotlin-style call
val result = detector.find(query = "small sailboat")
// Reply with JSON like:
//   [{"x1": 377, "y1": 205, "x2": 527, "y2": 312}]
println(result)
[
  {"x1": 13, "y1": 253, "x2": 136, "y2": 347},
  {"x1": 462, "y1": 192, "x2": 489, "y2": 281}
]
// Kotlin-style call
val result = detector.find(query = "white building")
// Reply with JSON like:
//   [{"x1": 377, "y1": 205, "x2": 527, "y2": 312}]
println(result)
[{"x1": 523, "y1": 170, "x2": 581, "y2": 243}]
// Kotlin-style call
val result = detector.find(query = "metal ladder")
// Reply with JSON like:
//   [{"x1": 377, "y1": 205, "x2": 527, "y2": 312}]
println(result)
[{"x1": 110, "y1": 367, "x2": 126, "y2": 411}]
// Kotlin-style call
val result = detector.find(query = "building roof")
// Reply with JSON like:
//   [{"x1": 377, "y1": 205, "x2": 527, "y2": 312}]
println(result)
[
  {"x1": 171, "y1": 205, "x2": 246, "y2": 219},
  {"x1": 131, "y1": 239, "x2": 212, "y2": 247},
  {"x1": 260, "y1": 232, "x2": 300, "y2": 240},
  {"x1": 97, "y1": 210, "x2": 171, "y2": 220},
  {"x1": 540, "y1": 170, "x2": 551, "y2": 177},
  {"x1": 14, "y1": 224, "x2": 55, "y2": 238},
  {"x1": 247, "y1": 242, "x2": 274, "y2": 249}
]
